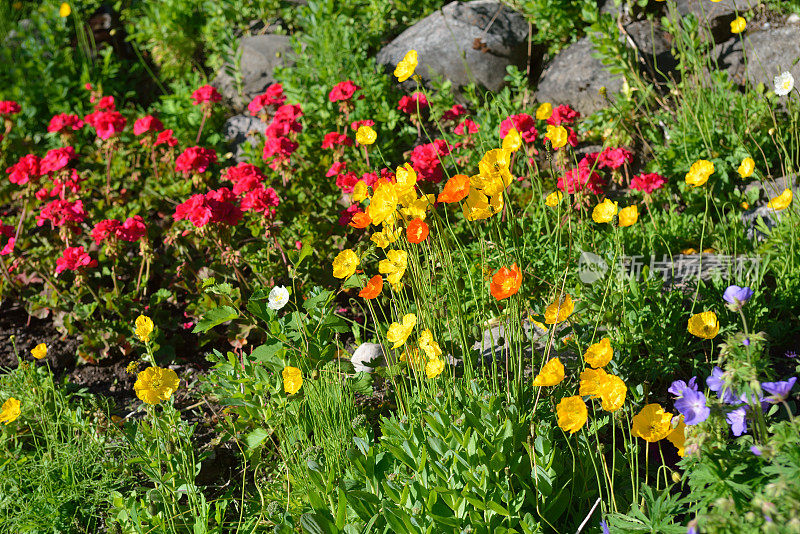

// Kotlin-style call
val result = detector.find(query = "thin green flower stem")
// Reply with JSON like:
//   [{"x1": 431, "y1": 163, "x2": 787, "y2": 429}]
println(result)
[{"x1": 690, "y1": 187, "x2": 710, "y2": 313}]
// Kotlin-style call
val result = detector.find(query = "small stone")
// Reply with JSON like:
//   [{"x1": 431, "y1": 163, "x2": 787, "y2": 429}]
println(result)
[{"x1": 350, "y1": 343, "x2": 387, "y2": 373}]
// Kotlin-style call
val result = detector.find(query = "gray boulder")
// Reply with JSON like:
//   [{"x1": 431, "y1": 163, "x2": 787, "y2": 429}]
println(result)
[
  {"x1": 742, "y1": 175, "x2": 799, "y2": 240},
  {"x1": 223, "y1": 115, "x2": 267, "y2": 163},
  {"x1": 625, "y1": 19, "x2": 678, "y2": 80},
  {"x1": 213, "y1": 34, "x2": 296, "y2": 112},
  {"x1": 375, "y1": 0, "x2": 534, "y2": 92},
  {"x1": 535, "y1": 36, "x2": 623, "y2": 116},
  {"x1": 672, "y1": 0, "x2": 752, "y2": 43},
  {"x1": 350, "y1": 343, "x2": 387, "y2": 373},
  {"x1": 742, "y1": 26, "x2": 800, "y2": 92}
]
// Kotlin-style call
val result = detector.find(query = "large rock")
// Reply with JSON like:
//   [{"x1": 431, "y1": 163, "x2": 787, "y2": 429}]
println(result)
[
  {"x1": 213, "y1": 34, "x2": 296, "y2": 112},
  {"x1": 742, "y1": 26, "x2": 800, "y2": 92},
  {"x1": 223, "y1": 115, "x2": 267, "y2": 163},
  {"x1": 535, "y1": 36, "x2": 623, "y2": 116},
  {"x1": 350, "y1": 343, "x2": 387, "y2": 373},
  {"x1": 375, "y1": 0, "x2": 535, "y2": 92},
  {"x1": 742, "y1": 175, "x2": 799, "y2": 240},
  {"x1": 625, "y1": 19, "x2": 678, "y2": 80},
  {"x1": 672, "y1": 0, "x2": 752, "y2": 42}
]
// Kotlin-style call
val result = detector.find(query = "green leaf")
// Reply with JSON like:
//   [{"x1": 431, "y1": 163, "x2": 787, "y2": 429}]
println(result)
[
  {"x1": 192, "y1": 306, "x2": 239, "y2": 333},
  {"x1": 245, "y1": 428, "x2": 270, "y2": 450}
]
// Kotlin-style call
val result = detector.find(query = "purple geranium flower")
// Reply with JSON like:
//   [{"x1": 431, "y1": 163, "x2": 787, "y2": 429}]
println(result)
[
  {"x1": 707, "y1": 367, "x2": 736, "y2": 404},
  {"x1": 761, "y1": 377, "x2": 797, "y2": 403},
  {"x1": 669, "y1": 377, "x2": 698, "y2": 397},
  {"x1": 750, "y1": 445, "x2": 762, "y2": 456},
  {"x1": 675, "y1": 388, "x2": 711, "y2": 425},
  {"x1": 727, "y1": 406, "x2": 749, "y2": 436},
  {"x1": 723, "y1": 285, "x2": 753, "y2": 308},
  {"x1": 601, "y1": 520, "x2": 610, "y2": 534}
]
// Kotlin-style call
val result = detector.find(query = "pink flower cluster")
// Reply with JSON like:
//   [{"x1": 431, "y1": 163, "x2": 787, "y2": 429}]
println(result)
[
  {"x1": 0, "y1": 221, "x2": 14, "y2": 256},
  {"x1": 192, "y1": 85, "x2": 222, "y2": 106},
  {"x1": 48, "y1": 113, "x2": 84, "y2": 133},
  {"x1": 329, "y1": 80, "x2": 361, "y2": 103},
  {"x1": 0, "y1": 101, "x2": 21, "y2": 116},
  {"x1": 91, "y1": 216, "x2": 147, "y2": 244},
  {"x1": 398, "y1": 92, "x2": 429, "y2": 115},
  {"x1": 7, "y1": 154, "x2": 41, "y2": 185},
  {"x1": 84, "y1": 110, "x2": 126, "y2": 140},
  {"x1": 175, "y1": 146, "x2": 217, "y2": 174},
  {"x1": 262, "y1": 104, "x2": 303, "y2": 170},
  {"x1": 222, "y1": 162, "x2": 281, "y2": 214},
  {"x1": 631, "y1": 172, "x2": 666, "y2": 194},
  {"x1": 133, "y1": 115, "x2": 164, "y2": 136},
  {"x1": 55, "y1": 246, "x2": 97, "y2": 275},
  {"x1": 40, "y1": 147, "x2": 78, "y2": 174},
  {"x1": 248, "y1": 84, "x2": 286, "y2": 116},
  {"x1": 36, "y1": 199, "x2": 86, "y2": 228},
  {"x1": 174, "y1": 188, "x2": 244, "y2": 227},
  {"x1": 410, "y1": 139, "x2": 450, "y2": 183}
]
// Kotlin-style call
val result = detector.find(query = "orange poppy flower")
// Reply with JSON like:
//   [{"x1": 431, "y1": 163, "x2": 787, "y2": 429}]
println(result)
[
  {"x1": 489, "y1": 263, "x2": 522, "y2": 300},
  {"x1": 407, "y1": 218, "x2": 429, "y2": 243},
  {"x1": 359, "y1": 275, "x2": 383, "y2": 299},
  {"x1": 437, "y1": 174, "x2": 470, "y2": 203},
  {"x1": 349, "y1": 211, "x2": 372, "y2": 229}
]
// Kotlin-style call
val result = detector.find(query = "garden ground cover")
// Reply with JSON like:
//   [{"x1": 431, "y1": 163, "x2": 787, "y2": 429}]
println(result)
[{"x1": 1, "y1": 0, "x2": 800, "y2": 532}]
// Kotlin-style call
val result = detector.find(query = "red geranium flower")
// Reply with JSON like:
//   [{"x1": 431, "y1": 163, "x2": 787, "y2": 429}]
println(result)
[
  {"x1": 94, "y1": 96, "x2": 116, "y2": 111},
  {"x1": 84, "y1": 110, "x2": 126, "y2": 139},
  {"x1": 40, "y1": 147, "x2": 78, "y2": 174},
  {"x1": 240, "y1": 184, "x2": 280, "y2": 213},
  {"x1": 55, "y1": 246, "x2": 97, "y2": 275},
  {"x1": 154, "y1": 129, "x2": 178, "y2": 147},
  {"x1": 329, "y1": 80, "x2": 361, "y2": 103},
  {"x1": 6, "y1": 154, "x2": 42, "y2": 185},
  {"x1": 410, "y1": 139, "x2": 450, "y2": 183},
  {"x1": 631, "y1": 172, "x2": 666, "y2": 194},
  {"x1": 442, "y1": 104, "x2": 467, "y2": 122},
  {"x1": 133, "y1": 115, "x2": 164, "y2": 136},
  {"x1": 223, "y1": 162, "x2": 266, "y2": 195},
  {"x1": 191, "y1": 85, "x2": 222, "y2": 106},
  {"x1": 175, "y1": 146, "x2": 217, "y2": 174},
  {"x1": 546, "y1": 105, "x2": 580, "y2": 126},
  {"x1": 37, "y1": 199, "x2": 86, "y2": 227},
  {"x1": 248, "y1": 83, "x2": 286, "y2": 115},
  {"x1": 454, "y1": 119, "x2": 480, "y2": 135},
  {"x1": 0, "y1": 101, "x2": 21, "y2": 116},
  {"x1": 398, "y1": 92, "x2": 429, "y2": 115},
  {"x1": 597, "y1": 147, "x2": 633, "y2": 170},
  {"x1": 47, "y1": 113, "x2": 84, "y2": 133},
  {"x1": 500, "y1": 114, "x2": 537, "y2": 143},
  {"x1": 350, "y1": 119, "x2": 375, "y2": 132}
]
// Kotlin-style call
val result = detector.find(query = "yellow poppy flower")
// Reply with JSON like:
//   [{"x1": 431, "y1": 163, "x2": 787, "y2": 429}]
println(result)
[
  {"x1": 134, "y1": 366, "x2": 180, "y2": 405},
  {"x1": 332, "y1": 249, "x2": 359, "y2": 279},
  {"x1": 685, "y1": 159, "x2": 714, "y2": 187},
  {"x1": 477, "y1": 149, "x2": 513, "y2": 196},
  {"x1": 387, "y1": 313, "x2": 417, "y2": 348},
  {"x1": 463, "y1": 187, "x2": 503, "y2": 221},
  {"x1": 544, "y1": 294, "x2": 574, "y2": 324},
  {"x1": 767, "y1": 188, "x2": 793, "y2": 211},
  {"x1": 556, "y1": 396, "x2": 588, "y2": 434},
  {"x1": 395, "y1": 163, "x2": 417, "y2": 195},
  {"x1": 532, "y1": 357, "x2": 565, "y2": 386},
  {"x1": 597, "y1": 374, "x2": 627, "y2": 412},
  {"x1": 687, "y1": 311, "x2": 719, "y2": 339},
  {"x1": 592, "y1": 198, "x2": 618, "y2": 224},
  {"x1": 367, "y1": 181, "x2": 398, "y2": 225},
  {"x1": 135, "y1": 315, "x2": 154, "y2": 343},
  {"x1": 730, "y1": 16, "x2": 746, "y2": 34},
  {"x1": 394, "y1": 50, "x2": 418, "y2": 82},
  {"x1": 356, "y1": 125, "x2": 377, "y2": 145},
  {"x1": 579, "y1": 367, "x2": 608, "y2": 397},
  {"x1": 282, "y1": 366, "x2": 303, "y2": 395},
  {"x1": 0, "y1": 398, "x2": 21, "y2": 425},
  {"x1": 399, "y1": 193, "x2": 434, "y2": 221},
  {"x1": 545, "y1": 125, "x2": 568, "y2": 149},
  {"x1": 31, "y1": 343, "x2": 48, "y2": 360},
  {"x1": 419, "y1": 329, "x2": 442, "y2": 360},
  {"x1": 584, "y1": 338, "x2": 613, "y2": 368},
  {"x1": 618, "y1": 205, "x2": 638, "y2": 227},
  {"x1": 371, "y1": 226, "x2": 401, "y2": 248},
  {"x1": 737, "y1": 157, "x2": 754, "y2": 178},
  {"x1": 501, "y1": 128, "x2": 522, "y2": 153},
  {"x1": 666, "y1": 415, "x2": 686, "y2": 457},
  {"x1": 545, "y1": 191, "x2": 563, "y2": 207},
  {"x1": 59, "y1": 2, "x2": 71, "y2": 17},
  {"x1": 378, "y1": 249, "x2": 407, "y2": 288},
  {"x1": 632, "y1": 403, "x2": 673, "y2": 442},
  {"x1": 425, "y1": 356, "x2": 445, "y2": 378},
  {"x1": 352, "y1": 180, "x2": 369, "y2": 203},
  {"x1": 536, "y1": 102, "x2": 553, "y2": 121}
]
